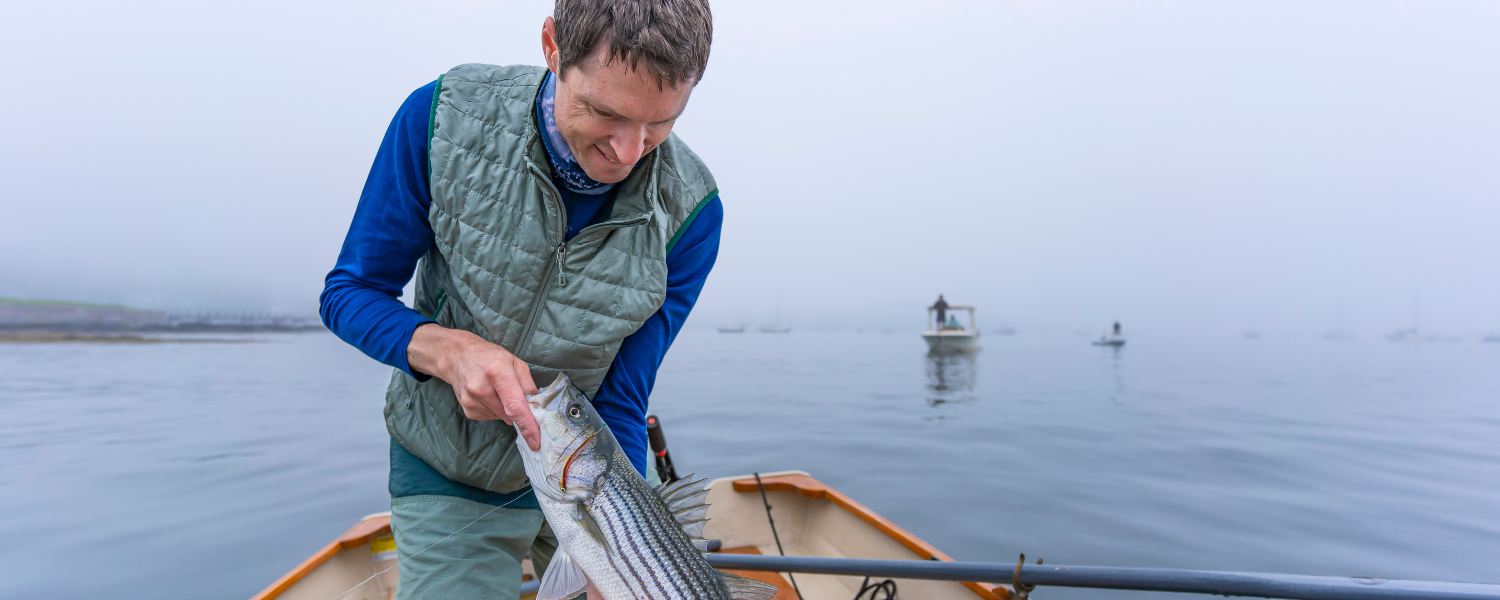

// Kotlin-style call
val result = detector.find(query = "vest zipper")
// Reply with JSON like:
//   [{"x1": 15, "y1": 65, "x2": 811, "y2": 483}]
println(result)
[
  {"x1": 517, "y1": 161, "x2": 650, "y2": 356},
  {"x1": 518, "y1": 162, "x2": 569, "y2": 357}
]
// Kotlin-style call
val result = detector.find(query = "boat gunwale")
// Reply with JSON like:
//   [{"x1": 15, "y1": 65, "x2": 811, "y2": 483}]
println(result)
[{"x1": 250, "y1": 513, "x2": 392, "y2": 600}]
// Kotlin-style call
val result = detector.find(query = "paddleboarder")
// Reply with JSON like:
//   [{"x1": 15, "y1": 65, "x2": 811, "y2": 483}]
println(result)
[{"x1": 319, "y1": 1, "x2": 721, "y2": 597}]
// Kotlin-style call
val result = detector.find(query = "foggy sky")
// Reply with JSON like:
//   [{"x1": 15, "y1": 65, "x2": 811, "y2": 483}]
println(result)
[{"x1": 2, "y1": 0, "x2": 1497, "y2": 337}]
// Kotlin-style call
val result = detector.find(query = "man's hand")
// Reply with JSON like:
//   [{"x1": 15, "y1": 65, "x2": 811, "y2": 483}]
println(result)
[{"x1": 407, "y1": 324, "x2": 542, "y2": 450}]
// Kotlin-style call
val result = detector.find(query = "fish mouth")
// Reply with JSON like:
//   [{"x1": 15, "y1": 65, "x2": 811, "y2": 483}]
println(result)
[
  {"x1": 527, "y1": 375, "x2": 571, "y2": 410},
  {"x1": 559, "y1": 429, "x2": 601, "y2": 492}
]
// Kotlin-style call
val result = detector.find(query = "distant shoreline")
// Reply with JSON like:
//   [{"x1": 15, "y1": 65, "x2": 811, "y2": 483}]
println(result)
[{"x1": 0, "y1": 332, "x2": 262, "y2": 344}]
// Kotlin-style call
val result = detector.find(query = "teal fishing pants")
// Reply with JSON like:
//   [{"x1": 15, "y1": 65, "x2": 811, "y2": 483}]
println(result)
[
  {"x1": 387, "y1": 439, "x2": 658, "y2": 599},
  {"x1": 390, "y1": 495, "x2": 560, "y2": 600}
]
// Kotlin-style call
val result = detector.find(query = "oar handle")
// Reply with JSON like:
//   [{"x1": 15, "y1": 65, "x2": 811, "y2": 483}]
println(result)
[{"x1": 704, "y1": 554, "x2": 1500, "y2": 600}]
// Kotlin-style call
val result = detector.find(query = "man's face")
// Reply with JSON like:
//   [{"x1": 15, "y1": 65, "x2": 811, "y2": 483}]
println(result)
[{"x1": 542, "y1": 17, "x2": 694, "y2": 184}]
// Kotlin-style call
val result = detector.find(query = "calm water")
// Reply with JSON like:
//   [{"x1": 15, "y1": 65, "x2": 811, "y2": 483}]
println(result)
[{"x1": 2, "y1": 331, "x2": 1498, "y2": 599}]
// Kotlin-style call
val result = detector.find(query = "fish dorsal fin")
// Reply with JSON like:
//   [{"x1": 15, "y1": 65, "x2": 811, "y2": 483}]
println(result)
[
  {"x1": 660, "y1": 477, "x2": 710, "y2": 508},
  {"x1": 671, "y1": 502, "x2": 711, "y2": 525},
  {"x1": 719, "y1": 571, "x2": 780, "y2": 600},
  {"x1": 537, "y1": 548, "x2": 589, "y2": 600},
  {"x1": 678, "y1": 518, "x2": 708, "y2": 540},
  {"x1": 655, "y1": 474, "x2": 703, "y2": 499},
  {"x1": 656, "y1": 476, "x2": 712, "y2": 525}
]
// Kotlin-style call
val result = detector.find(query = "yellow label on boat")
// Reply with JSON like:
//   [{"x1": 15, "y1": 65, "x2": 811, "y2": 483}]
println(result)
[{"x1": 371, "y1": 535, "x2": 397, "y2": 562}]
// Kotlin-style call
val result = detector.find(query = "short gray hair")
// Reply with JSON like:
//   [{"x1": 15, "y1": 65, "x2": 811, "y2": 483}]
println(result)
[{"x1": 554, "y1": 0, "x2": 713, "y2": 87}]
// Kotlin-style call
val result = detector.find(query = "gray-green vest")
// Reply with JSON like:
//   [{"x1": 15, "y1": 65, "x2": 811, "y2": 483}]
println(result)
[{"x1": 384, "y1": 64, "x2": 717, "y2": 493}]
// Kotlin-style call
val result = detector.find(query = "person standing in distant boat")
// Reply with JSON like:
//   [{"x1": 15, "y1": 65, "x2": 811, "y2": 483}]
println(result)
[
  {"x1": 318, "y1": 1, "x2": 721, "y2": 597},
  {"x1": 1114, "y1": 322, "x2": 1121, "y2": 336},
  {"x1": 932, "y1": 295, "x2": 949, "y2": 330}
]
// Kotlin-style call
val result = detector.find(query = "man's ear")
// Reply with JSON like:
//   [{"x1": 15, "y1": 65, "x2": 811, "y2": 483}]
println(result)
[{"x1": 541, "y1": 16, "x2": 562, "y2": 76}]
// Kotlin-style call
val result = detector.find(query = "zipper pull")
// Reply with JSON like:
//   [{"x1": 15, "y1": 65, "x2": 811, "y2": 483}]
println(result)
[{"x1": 556, "y1": 243, "x2": 567, "y2": 286}]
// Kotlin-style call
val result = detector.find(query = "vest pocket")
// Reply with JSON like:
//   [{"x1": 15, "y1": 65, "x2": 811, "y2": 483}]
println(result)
[{"x1": 429, "y1": 288, "x2": 451, "y2": 324}]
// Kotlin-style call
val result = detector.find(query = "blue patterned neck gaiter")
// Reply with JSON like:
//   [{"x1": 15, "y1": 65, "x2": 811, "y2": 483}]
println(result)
[{"x1": 537, "y1": 71, "x2": 616, "y2": 196}]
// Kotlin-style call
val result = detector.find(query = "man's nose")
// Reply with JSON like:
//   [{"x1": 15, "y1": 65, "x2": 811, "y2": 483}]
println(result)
[{"x1": 609, "y1": 126, "x2": 647, "y2": 166}]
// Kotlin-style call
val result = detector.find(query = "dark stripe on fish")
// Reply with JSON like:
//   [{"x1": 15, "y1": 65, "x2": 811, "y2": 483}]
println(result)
[{"x1": 596, "y1": 481, "x2": 652, "y2": 600}]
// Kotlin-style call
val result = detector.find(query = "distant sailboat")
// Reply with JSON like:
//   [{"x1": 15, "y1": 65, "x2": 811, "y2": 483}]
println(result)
[
  {"x1": 1385, "y1": 290, "x2": 1459, "y2": 342},
  {"x1": 1325, "y1": 298, "x2": 1354, "y2": 341},
  {"x1": 759, "y1": 289, "x2": 791, "y2": 333}
]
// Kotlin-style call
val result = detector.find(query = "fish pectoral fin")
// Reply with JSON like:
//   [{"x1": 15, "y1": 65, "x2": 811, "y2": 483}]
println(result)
[
  {"x1": 537, "y1": 548, "x2": 590, "y2": 600},
  {"x1": 719, "y1": 570, "x2": 780, "y2": 600}
]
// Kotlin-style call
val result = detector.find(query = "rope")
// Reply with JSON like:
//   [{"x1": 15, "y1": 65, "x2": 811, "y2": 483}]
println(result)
[
  {"x1": 755, "y1": 472, "x2": 805, "y2": 600},
  {"x1": 324, "y1": 489, "x2": 535, "y2": 600},
  {"x1": 853, "y1": 576, "x2": 898, "y2": 600},
  {"x1": 1011, "y1": 553, "x2": 1037, "y2": 600}
]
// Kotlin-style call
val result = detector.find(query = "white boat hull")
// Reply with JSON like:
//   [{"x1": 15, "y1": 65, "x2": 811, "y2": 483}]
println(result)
[{"x1": 923, "y1": 331, "x2": 982, "y2": 352}]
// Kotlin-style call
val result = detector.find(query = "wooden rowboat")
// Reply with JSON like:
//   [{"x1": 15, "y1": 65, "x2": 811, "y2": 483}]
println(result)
[{"x1": 252, "y1": 471, "x2": 1012, "y2": 600}]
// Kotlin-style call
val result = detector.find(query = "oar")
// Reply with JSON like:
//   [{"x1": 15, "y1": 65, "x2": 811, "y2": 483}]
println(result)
[{"x1": 705, "y1": 553, "x2": 1500, "y2": 600}]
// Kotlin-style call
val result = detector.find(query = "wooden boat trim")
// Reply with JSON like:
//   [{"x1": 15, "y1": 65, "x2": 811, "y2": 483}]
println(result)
[
  {"x1": 732, "y1": 474, "x2": 1010, "y2": 600},
  {"x1": 250, "y1": 513, "x2": 392, "y2": 600}
]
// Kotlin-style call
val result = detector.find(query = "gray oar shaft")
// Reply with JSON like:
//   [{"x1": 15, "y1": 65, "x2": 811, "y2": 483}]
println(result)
[{"x1": 705, "y1": 554, "x2": 1500, "y2": 600}]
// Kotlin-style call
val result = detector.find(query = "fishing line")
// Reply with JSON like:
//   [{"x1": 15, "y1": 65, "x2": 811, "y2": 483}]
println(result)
[
  {"x1": 324, "y1": 488, "x2": 535, "y2": 600},
  {"x1": 754, "y1": 472, "x2": 804, "y2": 600}
]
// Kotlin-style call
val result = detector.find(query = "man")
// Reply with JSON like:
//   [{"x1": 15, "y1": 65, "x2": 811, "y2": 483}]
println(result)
[
  {"x1": 319, "y1": 0, "x2": 720, "y2": 597},
  {"x1": 931, "y1": 295, "x2": 949, "y2": 330}
]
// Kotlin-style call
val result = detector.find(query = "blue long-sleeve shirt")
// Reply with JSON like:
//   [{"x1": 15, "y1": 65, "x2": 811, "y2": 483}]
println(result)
[{"x1": 321, "y1": 80, "x2": 721, "y2": 482}]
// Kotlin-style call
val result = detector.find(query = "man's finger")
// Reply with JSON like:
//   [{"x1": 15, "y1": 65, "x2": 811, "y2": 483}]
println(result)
[
  {"x1": 492, "y1": 369, "x2": 540, "y2": 451},
  {"x1": 470, "y1": 376, "x2": 513, "y2": 423},
  {"x1": 464, "y1": 401, "x2": 499, "y2": 421},
  {"x1": 514, "y1": 356, "x2": 538, "y2": 394},
  {"x1": 459, "y1": 388, "x2": 500, "y2": 421}
]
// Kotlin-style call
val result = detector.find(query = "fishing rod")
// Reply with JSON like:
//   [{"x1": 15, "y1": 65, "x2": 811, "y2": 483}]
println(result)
[
  {"x1": 704, "y1": 554, "x2": 1500, "y2": 600},
  {"x1": 645, "y1": 414, "x2": 680, "y2": 483}
]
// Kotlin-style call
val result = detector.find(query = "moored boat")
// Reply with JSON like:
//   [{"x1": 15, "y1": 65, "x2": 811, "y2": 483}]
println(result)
[{"x1": 251, "y1": 472, "x2": 1008, "y2": 600}]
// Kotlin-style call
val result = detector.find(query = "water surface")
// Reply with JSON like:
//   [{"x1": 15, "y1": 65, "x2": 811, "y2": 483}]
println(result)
[{"x1": 1, "y1": 331, "x2": 1497, "y2": 599}]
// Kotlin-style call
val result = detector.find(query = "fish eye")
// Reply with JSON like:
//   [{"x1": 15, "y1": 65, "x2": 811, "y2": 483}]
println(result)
[{"x1": 568, "y1": 405, "x2": 582, "y2": 419}]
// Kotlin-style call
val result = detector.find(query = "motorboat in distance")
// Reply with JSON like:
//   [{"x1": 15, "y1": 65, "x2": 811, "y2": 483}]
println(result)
[
  {"x1": 923, "y1": 296, "x2": 981, "y2": 353},
  {"x1": 1092, "y1": 321, "x2": 1126, "y2": 347},
  {"x1": 717, "y1": 324, "x2": 748, "y2": 333}
]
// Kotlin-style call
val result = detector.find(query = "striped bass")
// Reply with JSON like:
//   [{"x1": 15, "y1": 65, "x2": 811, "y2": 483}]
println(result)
[{"x1": 517, "y1": 374, "x2": 780, "y2": 600}]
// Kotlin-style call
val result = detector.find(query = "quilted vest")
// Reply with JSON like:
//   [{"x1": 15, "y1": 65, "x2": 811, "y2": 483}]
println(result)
[{"x1": 384, "y1": 64, "x2": 717, "y2": 493}]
